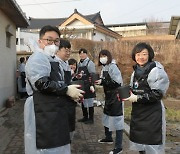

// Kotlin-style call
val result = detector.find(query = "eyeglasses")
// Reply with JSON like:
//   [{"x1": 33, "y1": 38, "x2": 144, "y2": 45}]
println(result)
[
  {"x1": 41, "y1": 38, "x2": 60, "y2": 45},
  {"x1": 65, "y1": 48, "x2": 71, "y2": 53},
  {"x1": 135, "y1": 53, "x2": 148, "y2": 58}
]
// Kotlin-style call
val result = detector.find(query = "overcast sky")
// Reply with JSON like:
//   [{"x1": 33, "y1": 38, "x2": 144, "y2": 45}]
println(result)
[{"x1": 16, "y1": 0, "x2": 180, "y2": 24}]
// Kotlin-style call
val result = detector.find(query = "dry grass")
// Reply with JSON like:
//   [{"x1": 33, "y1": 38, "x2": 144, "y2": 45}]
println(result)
[
  {"x1": 124, "y1": 106, "x2": 180, "y2": 122},
  {"x1": 121, "y1": 35, "x2": 175, "y2": 41},
  {"x1": 124, "y1": 98, "x2": 180, "y2": 122}
]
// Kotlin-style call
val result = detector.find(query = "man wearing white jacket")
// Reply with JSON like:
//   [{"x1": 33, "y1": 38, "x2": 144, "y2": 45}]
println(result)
[{"x1": 24, "y1": 25, "x2": 84, "y2": 154}]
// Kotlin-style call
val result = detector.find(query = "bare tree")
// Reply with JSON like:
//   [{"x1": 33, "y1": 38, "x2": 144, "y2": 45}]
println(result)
[{"x1": 143, "y1": 16, "x2": 168, "y2": 35}]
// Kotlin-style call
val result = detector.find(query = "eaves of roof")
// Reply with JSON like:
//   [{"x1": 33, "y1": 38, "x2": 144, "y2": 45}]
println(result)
[
  {"x1": 0, "y1": 0, "x2": 29, "y2": 28},
  {"x1": 81, "y1": 11, "x2": 104, "y2": 25},
  {"x1": 169, "y1": 16, "x2": 180, "y2": 35},
  {"x1": 60, "y1": 10, "x2": 98, "y2": 26},
  {"x1": 106, "y1": 22, "x2": 148, "y2": 27},
  {"x1": 28, "y1": 17, "x2": 66, "y2": 29},
  {"x1": 95, "y1": 24, "x2": 121, "y2": 39}
]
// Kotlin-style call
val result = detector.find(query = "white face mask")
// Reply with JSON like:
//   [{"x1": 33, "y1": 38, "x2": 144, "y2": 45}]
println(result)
[
  {"x1": 100, "y1": 57, "x2": 108, "y2": 64},
  {"x1": 44, "y1": 44, "x2": 58, "y2": 57}
]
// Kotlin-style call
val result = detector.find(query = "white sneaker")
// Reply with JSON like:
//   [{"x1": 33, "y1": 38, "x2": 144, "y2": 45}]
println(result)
[
  {"x1": 98, "y1": 138, "x2": 113, "y2": 144},
  {"x1": 109, "y1": 148, "x2": 123, "y2": 154}
]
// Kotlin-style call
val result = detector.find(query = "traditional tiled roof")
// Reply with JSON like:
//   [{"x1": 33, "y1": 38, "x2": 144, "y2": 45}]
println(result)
[
  {"x1": 76, "y1": 10, "x2": 104, "y2": 26},
  {"x1": 28, "y1": 17, "x2": 66, "y2": 29},
  {"x1": 27, "y1": 9, "x2": 103, "y2": 29}
]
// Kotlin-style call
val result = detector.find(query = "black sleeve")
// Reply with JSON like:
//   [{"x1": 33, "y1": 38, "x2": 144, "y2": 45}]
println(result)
[
  {"x1": 35, "y1": 76, "x2": 68, "y2": 95},
  {"x1": 137, "y1": 89, "x2": 163, "y2": 103},
  {"x1": 20, "y1": 72, "x2": 26, "y2": 77},
  {"x1": 102, "y1": 78, "x2": 121, "y2": 89},
  {"x1": 72, "y1": 76, "x2": 78, "y2": 81}
]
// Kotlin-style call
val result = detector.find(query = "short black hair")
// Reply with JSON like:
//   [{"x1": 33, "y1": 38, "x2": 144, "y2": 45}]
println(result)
[
  {"x1": 26, "y1": 56, "x2": 29, "y2": 61},
  {"x1": 79, "y1": 48, "x2": 87, "y2": 54},
  {"x1": 131, "y1": 42, "x2": 154, "y2": 62},
  {"x1": 20, "y1": 57, "x2": 25, "y2": 63},
  {"x1": 59, "y1": 39, "x2": 71, "y2": 49},
  {"x1": 68, "y1": 58, "x2": 77, "y2": 72},
  {"x1": 98, "y1": 49, "x2": 112, "y2": 66},
  {"x1": 68, "y1": 58, "x2": 77, "y2": 65},
  {"x1": 39, "y1": 25, "x2": 61, "y2": 38}
]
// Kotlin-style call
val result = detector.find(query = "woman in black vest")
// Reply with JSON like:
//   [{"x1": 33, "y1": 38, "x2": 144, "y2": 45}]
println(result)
[
  {"x1": 125, "y1": 42, "x2": 169, "y2": 154},
  {"x1": 96, "y1": 50, "x2": 124, "y2": 154}
]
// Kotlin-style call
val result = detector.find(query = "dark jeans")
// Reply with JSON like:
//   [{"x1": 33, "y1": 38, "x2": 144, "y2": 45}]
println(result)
[
  {"x1": 19, "y1": 92, "x2": 28, "y2": 99},
  {"x1": 104, "y1": 126, "x2": 123, "y2": 149},
  {"x1": 81, "y1": 103, "x2": 94, "y2": 120}
]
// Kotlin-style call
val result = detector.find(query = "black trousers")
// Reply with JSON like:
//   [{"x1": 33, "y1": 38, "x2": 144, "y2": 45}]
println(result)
[
  {"x1": 104, "y1": 126, "x2": 123, "y2": 149},
  {"x1": 81, "y1": 103, "x2": 94, "y2": 120}
]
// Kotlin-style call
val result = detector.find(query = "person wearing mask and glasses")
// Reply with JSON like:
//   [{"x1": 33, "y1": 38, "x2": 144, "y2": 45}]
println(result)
[
  {"x1": 95, "y1": 50, "x2": 124, "y2": 154},
  {"x1": 24, "y1": 25, "x2": 84, "y2": 154}
]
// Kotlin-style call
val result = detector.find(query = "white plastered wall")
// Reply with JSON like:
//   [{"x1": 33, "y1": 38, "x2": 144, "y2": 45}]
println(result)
[{"x1": 0, "y1": 10, "x2": 17, "y2": 108}]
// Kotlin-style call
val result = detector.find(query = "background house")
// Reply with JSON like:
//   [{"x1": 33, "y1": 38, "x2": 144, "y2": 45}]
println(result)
[
  {"x1": 106, "y1": 21, "x2": 170, "y2": 37},
  {"x1": 106, "y1": 22, "x2": 148, "y2": 37},
  {"x1": 169, "y1": 16, "x2": 180, "y2": 39},
  {"x1": 0, "y1": 0, "x2": 29, "y2": 109},
  {"x1": 146, "y1": 21, "x2": 169, "y2": 35},
  {"x1": 16, "y1": 9, "x2": 120, "y2": 52},
  {"x1": 59, "y1": 9, "x2": 120, "y2": 41}
]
